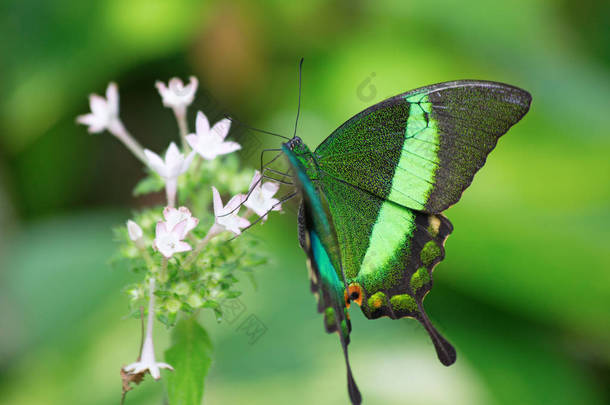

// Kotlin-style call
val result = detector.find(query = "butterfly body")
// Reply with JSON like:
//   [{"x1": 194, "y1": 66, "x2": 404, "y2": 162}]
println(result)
[{"x1": 281, "y1": 80, "x2": 531, "y2": 404}]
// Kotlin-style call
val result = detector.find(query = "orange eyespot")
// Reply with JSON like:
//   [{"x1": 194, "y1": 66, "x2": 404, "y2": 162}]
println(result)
[{"x1": 347, "y1": 283, "x2": 363, "y2": 306}]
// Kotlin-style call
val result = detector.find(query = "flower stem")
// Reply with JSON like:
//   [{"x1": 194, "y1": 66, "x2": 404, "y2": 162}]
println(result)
[
  {"x1": 173, "y1": 108, "x2": 190, "y2": 153},
  {"x1": 141, "y1": 248, "x2": 155, "y2": 270},
  {"x1": 159, "y1": 258, "x2": 169, "y2": 283},
  {"x1": 137, "y1": 277, "x2": 158, "y2": 372},
  {"x1": 110, "y1": 120, "x2": 147, "y2": 165},
  {"x1": 145, "y1": 277, "x2": 156, "y2": 342},
  {"x1": 183, "y1": 224, "x2": 221, "y2": 267},
  {"x1": 165, "y1": 179, "x2": 177, "y2": 208}
]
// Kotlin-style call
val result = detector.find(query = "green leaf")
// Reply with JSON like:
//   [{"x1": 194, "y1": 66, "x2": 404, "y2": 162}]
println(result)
[
  {"x1": 133, "y1": 173, "x2": 164, "y2": 196},
  {"x1": 164, "y1": 317, "x2": 213, "y2": 405}
]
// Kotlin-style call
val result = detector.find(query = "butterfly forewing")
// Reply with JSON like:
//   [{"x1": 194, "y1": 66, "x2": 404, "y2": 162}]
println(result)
[{"x1": 314, "y1": 80, "x2": 532, "y2": 213}]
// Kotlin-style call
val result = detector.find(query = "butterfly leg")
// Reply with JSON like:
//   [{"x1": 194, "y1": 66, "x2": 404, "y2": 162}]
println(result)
[{"x1": 259, "y1": 148, "x2": 282, "y2": 177}]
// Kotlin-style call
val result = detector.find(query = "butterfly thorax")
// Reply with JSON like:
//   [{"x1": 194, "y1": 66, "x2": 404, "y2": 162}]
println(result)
[{"x1": 283, "y1": 136, "x2": 319, "y2": 180}]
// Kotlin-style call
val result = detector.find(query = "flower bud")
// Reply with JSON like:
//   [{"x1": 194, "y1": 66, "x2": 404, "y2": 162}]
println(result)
[{"x1": 127, "y1": 220, "x2": 146, "y2": 250}]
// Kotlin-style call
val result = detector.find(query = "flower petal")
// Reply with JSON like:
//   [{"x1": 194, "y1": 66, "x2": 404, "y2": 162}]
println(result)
[
  {"x1": 211, "y1": 118, "x2": 231, "y2": 140},
  {"x1": 89, "y1": 94, "x2": 107, "y2": 117},
  {"x1": 249, "y1": 171, "x2": 262, "y2": 192},
  {"x1": 172, "y1": 219, "x2": 188, "y2": 239},
  {"x1": 261, "y1": 181, "x2": 280, "y2": 197},
  {"x1": 186, "y1": 134, "x2": 199, "y2": 149},
  {"x1": 271, "y1": 198, "x2": 282, "y2": 211},
  {"x1": 157, "y1": 362, "x2": 174, "y2": 371},
  {"x1": 76, "y1": 113, "x2": 105, "y2": 133},
  {"x1": 174, "y1": 241, "x2": 192, "y2": 253},
  {"x1": 144, "y1": 149, "x2": 167, "y2": 177},
  {"x1": 149, "y1": 364, "x2": 161, "y2": 380},
  {"x1": 196, "y1": 111, "x2": 210, "y2": 136},
  {"x1": 225, "y1": 194, "x2": 246, "y2": 212},
  {"x1": 186, "y1": 76, "x2": 198, "y2": 91},
  {"x1": 155, "y1": 81, "x2": 169, "y2": 97},
  {"x1": 212, "y1": 186, "x2": 223, "y2": 216},
  {"x1": 217, "y1": 141, "x2": 241, "y2": 155},
  {"x1": 184, "y1": 215, "x2": 199, "y2": 234},
  {"x1": 124, "y1": 362, "x2": 147, "y2": 374},
  {"x1": 238, "y1": 216, "x2": 251, "y2": 228},
  {"x1": 106, "y1": 82, "x2": 119, "y2": 114},
  {"x1": 155, "y1": 221, "x2": 167, "y2": 237},
  {"x1": 181, "y1": 151, "x2": 195, "y2": 174},
  {"x1": 165, "y1": 142, "x2": 182, "y2": 165},
  {"x1": 162, "y1": 206, "x2": 173, "y2": 221},
  {"x1": 157, "y1": 243, "x2": 174, "y2": 258},
  {"x1": 168, "y1": 77, "x2": 184, "y2": 91}
]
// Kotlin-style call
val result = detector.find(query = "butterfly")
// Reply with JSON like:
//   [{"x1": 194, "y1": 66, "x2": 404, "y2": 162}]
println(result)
[{"x1": 261, "y1": 78, "x2": 532, "y2": 404}]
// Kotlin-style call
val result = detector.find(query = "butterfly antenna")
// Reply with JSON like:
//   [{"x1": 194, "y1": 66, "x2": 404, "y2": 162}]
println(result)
[
  {"x1": 293, "y1": 57, "x2": 304, "y2": 139},
  {"x1": 225, "y1": 115, "x2": 291, "y2": 141}
]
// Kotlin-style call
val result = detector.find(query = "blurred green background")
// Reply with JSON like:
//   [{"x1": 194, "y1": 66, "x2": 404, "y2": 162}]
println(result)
[{"x1": 1, "y1": 1, "x2": 609, "y2": 404}]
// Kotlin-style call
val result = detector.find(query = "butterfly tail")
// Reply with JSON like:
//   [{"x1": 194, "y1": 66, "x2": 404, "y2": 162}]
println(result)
[
  {"x1": 416, "y1": 300, "x2": 456, "y2": 366},
  {"x1": 340, "y1": 338, "x2": 362, "y2": 404}
]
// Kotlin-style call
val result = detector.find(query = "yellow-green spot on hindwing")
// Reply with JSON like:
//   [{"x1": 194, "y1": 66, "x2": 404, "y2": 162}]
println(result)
[
  {"x1": 367, "y1": 291, "x2": 389, "y2": 310},
  {"x1": 340, "y1": 320, "x2": 349, "y2": 337},
  {"x1": 390, "y1": 294, "x2": 418, "y2": 313},
  {"x1": 421, "y1": 240, "x2": 441, "y2": 266},
  {"x1": 324, "y1": 307, "x2": 336, "y2": 329},
  {"x1": 427, "y1": 215, "x2": 441, "y2": 237},
  {"x1": 410, "y1": 267, "x2": 430, "y2": 293}
]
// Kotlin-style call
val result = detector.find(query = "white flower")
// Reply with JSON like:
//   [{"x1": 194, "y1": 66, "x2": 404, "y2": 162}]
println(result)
[
  {"x1": 163, "y1": 206, "x2": 198, "y2": 233},
  {"x1": 153, "y1": 219, "x2": 192, "y2": 258},
  {"x1": 155, "y1": 76, "x2": 198, "y2": 114},
  {"x1": 144, "y1": 142, "x2": 194, "y2": 207},
  {"x1": 144, "y1": 142, "x2": 193, "y2": 180},
  {"x1": 76, "y1": 82, "x2": 147, "y2": 164},
  {"x1": 76, "y1": 82, "x2": 121, "y2": 133},
  {"x1": 123, "y1": 337, "x2": 173, "y2": 380},
  {"x1": 186, "y1": 112, "x2": 241, "y2": 160},
  {"x1": 212, "y1": 186, "x2": 250, "y2": 235},
  {"x1": 124, "y1": 278, "x2": 173, "y2": 380},
  {"x1": 243, "y1": 171, "x2": 281, "y2": 221}
]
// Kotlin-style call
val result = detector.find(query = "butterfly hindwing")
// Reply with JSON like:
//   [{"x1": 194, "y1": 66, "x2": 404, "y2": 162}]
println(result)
[
  {"x1": 297, "y1": 203, "x2": 348, "y2": 334},
  {"x1": 318, "y1": 173, "x2": 456, "y2": 365},
  {"x1": 314, "y1": 80, "x2": 531, "y2": 213}
]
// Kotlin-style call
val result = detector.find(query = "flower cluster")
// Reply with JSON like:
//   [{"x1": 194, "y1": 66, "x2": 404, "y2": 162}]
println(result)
[{"x1": 78, "y1": 79, "x2": 284, "y2": 385}]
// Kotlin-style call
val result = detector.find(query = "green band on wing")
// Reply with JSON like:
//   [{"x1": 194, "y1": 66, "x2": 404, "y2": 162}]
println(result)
[
  {"x1": 356, "y1": 95, "x2": 438, "y2": 286},
  {"x1": 389, "y1": 94, "x2": 440, "y2": 210},
  {"x1": 358, "y1": 201, "x2": 415, "y2": 283}
]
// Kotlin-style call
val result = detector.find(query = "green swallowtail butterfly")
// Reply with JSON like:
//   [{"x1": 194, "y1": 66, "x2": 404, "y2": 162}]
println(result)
[{"x1": 252, "y1": 77, "x2": 531, "y2": 404}]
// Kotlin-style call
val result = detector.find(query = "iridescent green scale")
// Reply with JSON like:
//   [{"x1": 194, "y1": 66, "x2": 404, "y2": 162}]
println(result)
[{"x1": 282, "y1": 80, "x2": 531, "y2": 404}]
